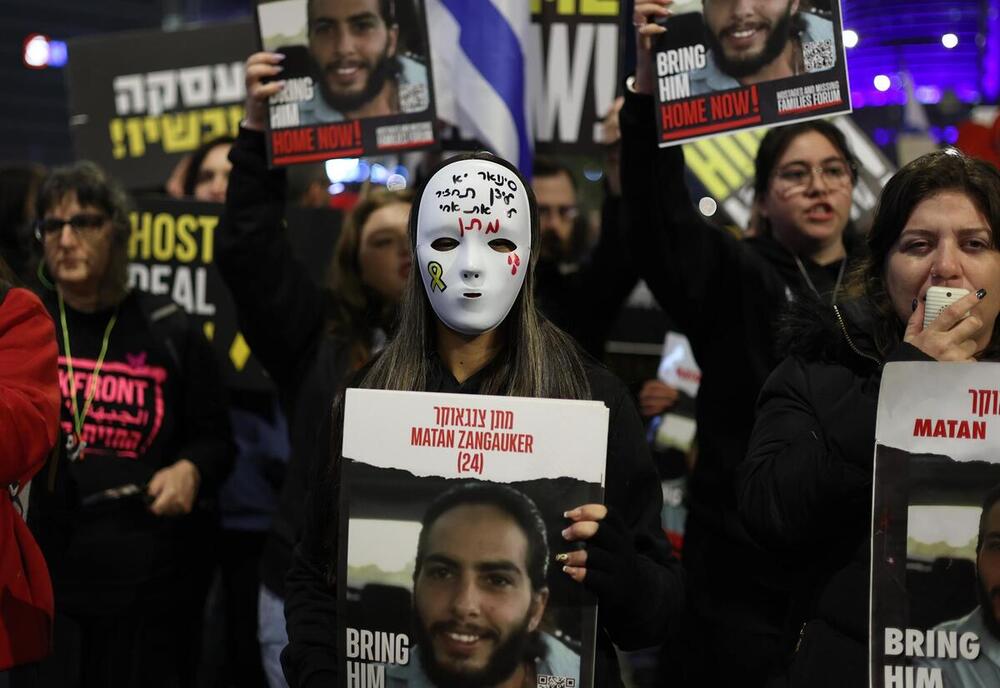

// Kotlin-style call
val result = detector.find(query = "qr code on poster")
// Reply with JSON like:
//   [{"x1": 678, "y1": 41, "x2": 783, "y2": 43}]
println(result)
[
  {"x1": 803, "y1": 39, "x2": 835, "y2": 72},
  {"x1": 537, "y1": 676, "x2": 576, "y2": 688}
]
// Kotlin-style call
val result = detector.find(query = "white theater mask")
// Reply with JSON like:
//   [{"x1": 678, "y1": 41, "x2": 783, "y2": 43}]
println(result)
[{"x1": 416, "y1": 158, "x2": 532, "y2": 336}]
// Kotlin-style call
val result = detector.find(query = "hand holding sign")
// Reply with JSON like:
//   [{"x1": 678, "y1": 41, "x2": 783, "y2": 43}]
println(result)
[
  {"x1": 633, "y1": 0, "x2": 674, "y2": 94},
  {"x1": 244, "y1": 51, "x2": 286, "y2": 132}
]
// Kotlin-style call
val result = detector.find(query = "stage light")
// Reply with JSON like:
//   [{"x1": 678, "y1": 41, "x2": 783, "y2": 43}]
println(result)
[
  {"x1": 942, "y1": 33, "x2": 959, "y2": 49},
  {"x1": 873, "y1": 74, "x2": 892, "y2": 92},
  {"x1": 47, "y1": 40, "x2": 67, "y2": 67},
  {"x1": 23, "y1": 34, "x2": 49, "y2": 69},
  {"x1": 325, "y1": 158, "x2": 360, "y2": 183},
  {"x1": 843, "y1": 29, "x2": 859, "y2": 48}
]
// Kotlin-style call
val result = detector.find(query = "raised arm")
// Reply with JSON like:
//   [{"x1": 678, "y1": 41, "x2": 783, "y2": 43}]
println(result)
[{"x1": 215, "y1": 52, "x2": 327, "y2": 391}]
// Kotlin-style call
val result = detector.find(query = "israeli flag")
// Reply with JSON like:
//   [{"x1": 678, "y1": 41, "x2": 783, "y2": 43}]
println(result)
[{"x1": 426, "y1": 0, "x2": 533, "y2": 173}]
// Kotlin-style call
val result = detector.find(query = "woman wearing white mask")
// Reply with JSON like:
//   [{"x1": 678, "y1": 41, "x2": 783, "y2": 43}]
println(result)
[{"x1": 282, "y1": 152, "x2": 684, "y2": 688}]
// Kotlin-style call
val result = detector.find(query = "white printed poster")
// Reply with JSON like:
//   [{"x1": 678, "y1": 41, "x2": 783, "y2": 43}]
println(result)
[
  {"x1": 871, "y1": 363, "x2": 1000, "y2": 687},
  {"x1": 339, "y1": 389, "x2": 609, "y2": 688}
]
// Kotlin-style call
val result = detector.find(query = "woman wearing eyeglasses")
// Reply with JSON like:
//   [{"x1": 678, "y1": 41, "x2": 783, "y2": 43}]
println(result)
[
  {"x1": 618, "y1": 6, "x2": 864, "y2": 685},
  {"x1": 739, "y1": 150, "x2": 1000, "y2": 686},
  {"x1": 27, "y1": 162, "x2": 232, "y2": 688}
]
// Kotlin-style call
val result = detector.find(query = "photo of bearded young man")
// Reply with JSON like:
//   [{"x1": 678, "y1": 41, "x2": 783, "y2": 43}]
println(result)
[
  {"x1": 295, "y1": 0, "x2": 430, "y2": 124},
  {"x1": 688, "y1": 0, "x2": 836, "y2": 95},
  {"x1": 378, "y1": 483, "x2": 581, "y2": 688}
]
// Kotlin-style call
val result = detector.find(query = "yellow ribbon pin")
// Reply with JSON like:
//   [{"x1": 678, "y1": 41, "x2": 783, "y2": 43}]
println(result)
[{"x1": 428, "y1": 261, "x2": 446, "y2": 292}]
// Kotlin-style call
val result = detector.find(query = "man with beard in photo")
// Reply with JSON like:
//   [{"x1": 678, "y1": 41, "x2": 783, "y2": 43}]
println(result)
[
  {"x1": 298, "y1": 0, "x2": 430, "y2": 123},
  {"x1": 386, "y1": 483, "x2": 580, "y2": 688},
  {"x1": 686, "y1": 0, "x2": 835, "y2": 95},
  {"x1": 918, "y1": 484, "x2": 1000, "y2": 684}
]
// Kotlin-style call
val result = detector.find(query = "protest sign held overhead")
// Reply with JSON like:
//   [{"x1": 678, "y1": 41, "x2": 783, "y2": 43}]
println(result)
[
  {"x1": 127, "y1": 196, "x2": 339, "y2": 390},
  {"x1": 651, "y1": 0, "x2": 851, "y2": 146},
  {"x1": 531, "y1": 0, "x2": 621, "y2": 153},
  {"x1": 67, "y1": 21, "x2": 255, "y2": 189},
  {"x1": 871, "y1": 363, "x2": 1000, "y2": 687},
  {"x1": 256, "y1": 0, "x2": 438, "y2": 165},
  {"x1": 338, "y1": 388, "x2": 609, "y2": 688}
]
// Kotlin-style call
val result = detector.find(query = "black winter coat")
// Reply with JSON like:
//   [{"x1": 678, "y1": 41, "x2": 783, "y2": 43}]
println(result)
[
  {"x1": 216, "y1": 127, "x2": 369, "y2": 597},
  {"x1": 620, "y1": 89, "x2": 864, "y2": 651},
  {"x1": 738, "y1": 297, "x2": 930, "y2": 686}
]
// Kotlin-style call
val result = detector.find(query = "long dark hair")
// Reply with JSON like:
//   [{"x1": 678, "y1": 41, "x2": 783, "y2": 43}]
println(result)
[
  {"x1": 182, "y1": 136, "x2": 235, "y2": 197},
  {"x1": 359, "y1": 151, "x2": 591, "y2": 400},
  {"x1": 753, "y1": 120, "x2": 858, "y2": 236},
  {"x1": 846, "y1": 149, "x2": 1000, "y2": 357},
  {"x1": 327, "y1": 188, "x2": 414, "y2": 369}
]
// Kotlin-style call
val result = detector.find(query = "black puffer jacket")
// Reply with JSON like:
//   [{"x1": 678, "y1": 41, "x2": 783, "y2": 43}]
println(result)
[{"x1": 738, "y1": 297, "x2": 930, "y2": 686}]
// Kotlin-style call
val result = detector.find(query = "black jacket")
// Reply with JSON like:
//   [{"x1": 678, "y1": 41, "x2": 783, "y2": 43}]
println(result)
[
  {"x1": 281, "y1": 356, "x2": 684, "y2": 688},
  {"x1": 216, "y1": 127, "x2": 364, "y2": 597},
  {"x1": 534, "y1": 192, "x2": 638, "y2": 359},
  {"x1": 738, "y1": 297, "x2": 930, "y2": 686},
  {"x1": 620, "y1": 89, "x2": 862, "y2": 635},
  {"x1": 29, "y1": 289, "x2": 233, "y2": 614}
]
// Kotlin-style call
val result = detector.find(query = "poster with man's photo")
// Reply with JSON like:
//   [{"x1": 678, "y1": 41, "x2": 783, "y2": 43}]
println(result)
[
  {"x1": 339, "y1": 389, "x2": 609, "y2": 688},
  {"x1": 256, "y1": 0, "x2": 438, "y2": 165},
  {"x1": 651, "y1": 0, "x2": 851, "y2": 146},
  {"x1": 871, "y1": 363, "x2": 1000, "y2": 687}
]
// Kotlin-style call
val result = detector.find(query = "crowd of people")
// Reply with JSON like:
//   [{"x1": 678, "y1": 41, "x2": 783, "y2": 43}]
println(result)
[{"x1": 4, "y1": 6, "x2": 1000, "y2": 688}]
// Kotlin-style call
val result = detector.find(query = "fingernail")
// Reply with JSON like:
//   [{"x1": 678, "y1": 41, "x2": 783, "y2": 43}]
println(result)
[
  {"x1": 274, "y1": 53, "x2": 287, "y2": 61},
  {"x1": 977, "y1": 288, "x2": 987, "y2": 299},
  {"x1": 273, "y1": 65, "x2": 284, "y2": 73},
  {"x1": 564, "y1": 508, "x2": 580, "y2": 519},
  {"x1": 555, "y1": 553, "x2": 569, "y2": 563},
  {"x1": 561, "y1": 527, "x2": 571, "y2": 539},
  {"x1": 562, "y1": 566, "x2": 572, "y2": 574},
  {"x1": 911, "y1": 298, "x2": 917, "y2": 312}
]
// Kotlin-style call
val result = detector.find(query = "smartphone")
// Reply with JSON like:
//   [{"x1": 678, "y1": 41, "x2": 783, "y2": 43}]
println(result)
[{"x1": 923, "y1": 286, "x2": 970, "y2": 330}]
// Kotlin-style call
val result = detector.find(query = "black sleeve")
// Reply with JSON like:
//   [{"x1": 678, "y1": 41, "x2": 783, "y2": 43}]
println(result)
[
  {"x1": 619, "y1": 89, "x2": 770, "y2": 347},
  {"x1": 600, "y1": 376, "x2": 685, "y2": 648},
  {"x1": 176, "y1": 321, "x2": 234, "y2": 496},
  {"x1": 572, "y1": 192, "x2": 640, "y2": 356},
  {"x1": 281, "y1": 398, "x2": 342, "y2": 688},
  {"x1": 737, "y1": 357, "x2": 874, "y2": 551},
  {"x1": 215, "y1": 127, "x2": 327, "y2": 392}
]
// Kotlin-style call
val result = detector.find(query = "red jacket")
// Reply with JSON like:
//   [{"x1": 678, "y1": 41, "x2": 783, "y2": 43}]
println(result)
[{"x1": 0, "y1": 286, "x2": 60, "y2": 669}]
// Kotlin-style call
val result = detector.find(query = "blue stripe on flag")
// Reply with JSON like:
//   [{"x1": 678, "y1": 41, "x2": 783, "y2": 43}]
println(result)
[{"x1": 438, "y1": 0, "x2": 531, "y2": 171}]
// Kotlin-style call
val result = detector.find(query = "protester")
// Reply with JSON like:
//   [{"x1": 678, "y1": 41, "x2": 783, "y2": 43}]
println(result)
[
  {"x1": 183, "y1": 136, "x2": 235, "y2": 204},
  {"x1": 531, "y1": 100, "x2": 639, "y2": 359},
  {"x1": 739, "y1": 149, "x2": 1000, "y2": 685},
  {"x1": 0, "y1": 255, "x2": 60, "y2": 681},
  {"x1": 281, "y1": 150, "x2": 684, "y2": 688},
  {"x1": 215, "y1": 50, "x2": 414, "y2": 688},
  {"x1": 0, "y1": 163, "x2": 46, "y2": 285},
  {"x1": 26, "y1": 161, "x2": 233, "y2": 688},
  {"x1": 622, "y1": 5, "x2": 861, "y2": 684}
]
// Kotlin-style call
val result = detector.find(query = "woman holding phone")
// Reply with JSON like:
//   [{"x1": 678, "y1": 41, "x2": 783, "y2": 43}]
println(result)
[
  {"x1": 622, "y1": 2, "x2": 864, "y2": 684},
  {"x1": 738, "y1": 149, "x2": 1000, "y2": 685}
]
